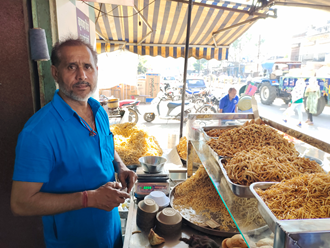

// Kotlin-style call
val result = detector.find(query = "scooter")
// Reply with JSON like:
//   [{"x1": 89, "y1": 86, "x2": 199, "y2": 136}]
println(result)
[
  {"x1": 143, "y1": 91, "x2": 195, "y2": 123},
  {"x1": 99, "y1": 95, "x2": 141, "y2": 123},
  {"x1": 161, "y1": 82, "x2": 181, "y2": 101}
]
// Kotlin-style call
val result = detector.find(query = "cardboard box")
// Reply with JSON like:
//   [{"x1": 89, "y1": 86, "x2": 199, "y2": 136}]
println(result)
[
  {"x1": 146, "y1": 73, "x2": 160, "y2": 98},
  {"x1": 137, "y1": 79, "x2": 146, "y2": 95}
]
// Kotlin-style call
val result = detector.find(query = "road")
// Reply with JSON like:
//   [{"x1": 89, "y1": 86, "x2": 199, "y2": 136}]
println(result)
[{"x1": 110, "y1": 91, "x2": 330, "y2": 149}]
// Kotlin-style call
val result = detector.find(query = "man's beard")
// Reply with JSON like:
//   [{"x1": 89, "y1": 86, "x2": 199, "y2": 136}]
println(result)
[{"x1": 58, "y1": 80, "x2": 96, "y2": 102}]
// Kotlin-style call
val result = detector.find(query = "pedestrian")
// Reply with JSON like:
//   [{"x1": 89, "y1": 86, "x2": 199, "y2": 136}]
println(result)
[
  {"x1": 283, "y1": 78, "x2": 306, "y2": 127},
  {"x1": 305, "y1": 77, "x2": 320, "y2": 125},
  {"x1": 219, "y1": 88, "x2": 239, "y2": 113},
  {"x1": 10, "y1": 38, "x2": 137, "y2": 248}
]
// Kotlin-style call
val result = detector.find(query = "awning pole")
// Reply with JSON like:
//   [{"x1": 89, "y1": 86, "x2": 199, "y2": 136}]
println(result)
[{"x1": 179, "y1": 0, "x2": 193, "y2": 139}]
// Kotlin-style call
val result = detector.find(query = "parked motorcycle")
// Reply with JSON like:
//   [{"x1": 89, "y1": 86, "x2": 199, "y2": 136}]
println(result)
[
  {"x1": 99, "y1": 95, "x2": 141, "y2": 123},
  {"x1": 143, "y1": 91, "x2": 195, "y2": 123},
  {"x1": 197, "y1": 94, "x2": 219, "y2": 113},
  {"x1": 161, "y1": 82, "x2": 181, "y2": 101}
]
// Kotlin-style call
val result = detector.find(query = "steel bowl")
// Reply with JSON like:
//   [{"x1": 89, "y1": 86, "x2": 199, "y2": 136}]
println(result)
[{"x1": 139, "y1": 156, "x2": 167, "y2": 174}]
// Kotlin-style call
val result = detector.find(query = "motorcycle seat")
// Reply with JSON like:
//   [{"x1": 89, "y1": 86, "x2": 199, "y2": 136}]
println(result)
[{"x1": 167, "y1": 102, "x2": 189, "y2": 108}]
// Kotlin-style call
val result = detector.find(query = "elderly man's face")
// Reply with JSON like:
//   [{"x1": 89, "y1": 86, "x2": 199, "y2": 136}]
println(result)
[
  {"x1": 228, "y1": 89, "x2": 237, "y2": 100},
  {"x1": 51, "y1": 45, "x2": 98, "y2": 102}
]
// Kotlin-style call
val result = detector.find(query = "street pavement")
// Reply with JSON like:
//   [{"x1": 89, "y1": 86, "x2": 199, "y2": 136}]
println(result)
[{"x1": 133, "y1": 94, "x2": 329, "y2": 148}]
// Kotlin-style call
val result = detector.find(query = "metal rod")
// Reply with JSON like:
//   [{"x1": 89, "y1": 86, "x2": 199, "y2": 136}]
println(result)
[
  {"x1": 179, "y1": 0, "x2": 193, "y2": 139},
  {"x1": 138, "y1": 31, "x2": 153, "y2": 45},
  {"x1": 212, "y1": 17, "x2": 262, "y2": 37},
  {"x1": 169, "y1": 0, "x2": 274, "y2": 17},
  {"x1": 96, "y1": 39, "x2": 229, "y2": 48},
  {"x1": 273, "y1": 2, "x2": 330, "y2": 10},
  {"x1": 133, "y1": 5, "x2": 153, "y2": 31}
]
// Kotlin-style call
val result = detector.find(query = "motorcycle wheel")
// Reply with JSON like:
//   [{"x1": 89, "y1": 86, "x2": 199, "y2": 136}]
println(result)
[
  {"x1": 128, "y1": 109, "x2": 138, "y2": 123},
  {"x1": 144, "y1": 113, "x2": 155, "y2": 122},
  {"x1": 193, "y1": 98, "x2": 204, "y2": 109},
  {"x1": 197, "y1": 105, "x2": 216, "y2": 113}
]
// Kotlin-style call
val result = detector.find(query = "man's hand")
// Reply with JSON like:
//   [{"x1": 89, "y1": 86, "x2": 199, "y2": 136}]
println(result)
[
  {"x1": 288, "y1": 103, "x2": 292, "y2": 107},
  {"x1": 117, "y1": 167, "x2": 137, "y2": 194},
  {"x1": 88, "y1": 182, "x2": 130, "y2": 211}
]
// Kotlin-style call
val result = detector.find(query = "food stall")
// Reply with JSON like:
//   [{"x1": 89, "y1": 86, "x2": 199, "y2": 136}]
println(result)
[{"x1": 122, "y1": 113, "x2": 330, "y2": 248}]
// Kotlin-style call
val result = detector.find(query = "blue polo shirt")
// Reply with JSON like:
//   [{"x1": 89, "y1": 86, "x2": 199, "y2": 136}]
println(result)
[
  {"x1": 13, "y1": 90, "x2": 122, "y2": 248},
  {"x1": 219, "y1": 94, "x2": 239, "y2": 113}
]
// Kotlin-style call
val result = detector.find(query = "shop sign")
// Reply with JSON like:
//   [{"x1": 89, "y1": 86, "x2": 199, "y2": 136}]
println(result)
[{"x1": 76, "y1": 8, "x2": 90, "y2": 44}]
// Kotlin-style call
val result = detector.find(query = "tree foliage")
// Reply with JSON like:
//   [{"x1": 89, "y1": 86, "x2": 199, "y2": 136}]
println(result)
[
  {"x1": 137, "y1": 56, "x2": 147, "y2": 74},
  {"x1": 193, "y1": 59, "x2": 207, "y2": 74}
]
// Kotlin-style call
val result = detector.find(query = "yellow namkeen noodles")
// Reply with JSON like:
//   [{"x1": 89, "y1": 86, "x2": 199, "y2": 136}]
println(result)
[
  {"x1": 207, "y1": 121, "x2": 298, "y2": 157},
  {"x1": 223, "y1": 146, "x2": 325, "y2": 186},
  {"x1": 110, "y1": 123, "x2": 163, "y2": 165},
  {"x1": 256, "y1": 173, "x2": 330, "y2": 220}
]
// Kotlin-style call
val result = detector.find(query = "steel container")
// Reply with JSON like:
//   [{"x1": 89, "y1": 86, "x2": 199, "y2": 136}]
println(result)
[{"x1": 139, "y1": 156, "x2": 167, "y2": 174}]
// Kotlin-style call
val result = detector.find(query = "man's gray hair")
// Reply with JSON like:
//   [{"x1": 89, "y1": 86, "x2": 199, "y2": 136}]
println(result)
[
  {"x1": 228, "y1": 87, "x2": 236, "y2": 93},
  {"x1": 51, "y1": 38, "x2": 98, "y2": 67}
]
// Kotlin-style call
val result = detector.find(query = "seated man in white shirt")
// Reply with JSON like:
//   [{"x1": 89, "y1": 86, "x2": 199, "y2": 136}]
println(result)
[{"x1": 272, "y1": 65, "x2": 283, "y2": 81}]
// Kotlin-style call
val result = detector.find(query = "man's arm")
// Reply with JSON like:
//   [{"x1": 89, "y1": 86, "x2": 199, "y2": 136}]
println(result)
[
  {"x1": 113, "y1": 150, "x2": 137, "y2": 193},
  {"x1": 219, "y1": 109, "x2": 223, "y2": 113},
  {"x1": 235, "y1": 105, "x2": 238, "y2": 113},
  {"x1": 11, "y1": 180, "x2": 129, "y2": 217}
]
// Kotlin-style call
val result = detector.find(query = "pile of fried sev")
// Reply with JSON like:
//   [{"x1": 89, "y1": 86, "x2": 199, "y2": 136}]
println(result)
[
  {"x1": 110, "y1": 123, "x2": 163, "y2": 165},
  {"x1": 256, "y1": 173, "x2": 330, "y2": 220},
  {"x1": 173, "y1": 165, "x2": 236, "y2": 231},
  {"x1": 207, "y1": 121, "x2": 298, "y2": 157},
  {"x1": 223, "y1": 146, "x2": 325, "y2": 186},
  {"x1": 176, "y1": 136, "x2": 188, "y2": 160}
]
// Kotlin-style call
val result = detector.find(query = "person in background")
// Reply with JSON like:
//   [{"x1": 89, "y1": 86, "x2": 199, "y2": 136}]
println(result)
[
  {"x1": 10, "y1": 38, "x2": 137, "y2": 248},
  {"x1": 283, "y1": 78, "x2": 306, "y2": 127},
  {"x1": 305, "y1": 77, "x2": 320, "y2": 125},
  {"x1": 219, "y1": 88, "x2": 239, "y2": 113},
  {"x1": 272, "y1": 65, "x2": 283, "y2": 81}
]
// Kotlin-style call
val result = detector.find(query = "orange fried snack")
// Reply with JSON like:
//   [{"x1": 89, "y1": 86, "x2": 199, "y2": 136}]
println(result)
[
  {"x1": 223, "y1": 146, "x2": 325, "y2": 186},
  {"x1": 256, "y1": 173, "x2": 330, "y2": 220},
  {"x1": 207, "y1": 122, "x2": 298, "y2": 158}
]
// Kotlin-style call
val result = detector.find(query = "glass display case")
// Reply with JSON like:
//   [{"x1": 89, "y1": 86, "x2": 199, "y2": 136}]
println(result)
[{"x1": 186, "y1": 113, "x2": 330, "y2": 248}]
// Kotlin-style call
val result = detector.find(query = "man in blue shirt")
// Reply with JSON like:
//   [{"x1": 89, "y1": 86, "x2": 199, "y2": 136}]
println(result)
[
  {"x1": 11, "y1": 39, "x2": 137, "y2": 248},
  {"x1": 219, "y1": 88, "x2": 239, "y2": 113}
]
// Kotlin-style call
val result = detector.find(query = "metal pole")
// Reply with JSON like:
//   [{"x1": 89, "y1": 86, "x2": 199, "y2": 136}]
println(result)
[{"x1": 179, "y1": 0, "x2": 193, "y2": 138}]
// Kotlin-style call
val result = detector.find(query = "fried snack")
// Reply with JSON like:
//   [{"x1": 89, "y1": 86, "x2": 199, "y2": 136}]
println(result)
[
  {"x1": 173, "y1": 165, "x2": 236, "y2": 231},
  {"x1": 176, "y1": 136, "x2": 188, "y2": 160},
  {"x1": 110, "y1": 123, "x2": 163, "y2": 165},
  {"x1": 206, "y1": 129, "x2": 229, "y2": 137},
  {"x1": 148, "y1": 228, "x2": 165, "y2": 245},
  {"x1": 222, "y1": 234, "x2": 250, "y2": 248},
  {"x1": 207, "y1": 122, "x2": 298, "y2": 157},
  {"x1": 256, "y1": 173, "x2": 330, "y2": 220},
  {"x1": 223, "y1": 146, "x2": 325, "y2": 186}
]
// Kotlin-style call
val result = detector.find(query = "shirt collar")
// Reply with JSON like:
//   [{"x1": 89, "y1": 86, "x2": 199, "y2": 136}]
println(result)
[{"x1": 51, "y1": 90, "x2": 101, "y2": 121}]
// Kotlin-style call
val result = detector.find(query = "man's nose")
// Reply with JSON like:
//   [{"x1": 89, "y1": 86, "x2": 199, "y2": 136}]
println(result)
[{"x1": 76, "y1": 66, "x2": 87, "y2": 80}]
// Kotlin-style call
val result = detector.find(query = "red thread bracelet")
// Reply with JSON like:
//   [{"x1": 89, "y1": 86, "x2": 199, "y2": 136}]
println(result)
[{"x1": 82, "y1": 191, "x2": 88, "y2": 208}]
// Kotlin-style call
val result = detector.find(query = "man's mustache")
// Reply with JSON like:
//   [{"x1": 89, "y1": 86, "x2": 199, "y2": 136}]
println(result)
[{"x1": 74, "y1": 81, "x2": 91, "y2": 87}]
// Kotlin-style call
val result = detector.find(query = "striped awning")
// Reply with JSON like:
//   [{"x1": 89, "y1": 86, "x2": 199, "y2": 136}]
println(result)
[{"x1": 94, "y1": 0, "x2": 275, "y2": 60}]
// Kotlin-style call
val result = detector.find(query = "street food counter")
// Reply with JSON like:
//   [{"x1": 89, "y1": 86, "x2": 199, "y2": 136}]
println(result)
[
  {"x1": 122, "y1": 113, "x2": 330, "y2": 248},
  {"x1": 185, "y1": 113, "x2": 330, "y2": 248}
]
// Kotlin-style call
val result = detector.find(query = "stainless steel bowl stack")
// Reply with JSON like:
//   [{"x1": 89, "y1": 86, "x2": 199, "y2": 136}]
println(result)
[{"x1": 139, "y1": 156, "x2": 167, "y2": 173}]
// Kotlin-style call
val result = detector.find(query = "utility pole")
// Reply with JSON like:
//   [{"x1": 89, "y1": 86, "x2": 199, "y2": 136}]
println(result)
[{"x1": 257, "y1": 34, "x2": 261, "y2": 75}]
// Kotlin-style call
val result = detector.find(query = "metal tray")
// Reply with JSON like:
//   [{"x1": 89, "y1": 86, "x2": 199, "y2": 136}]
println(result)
[
  {"x1": 170, "y1": 183, "x2": 239, "y2": 237},
  {"x1": 207, "y1": 144, "x2": 222, "y2": 163},
  {"x1": 202, "y1": 125, "x2": 241, "y2": 141},
  {"x1": 170, "y1": 183, "x2": 269, "y2": 237},
  {"x1": 219, "y1": 158, "x2": 254, "y2": 198},
  {"x1": 249, "y1": 182, "x2": 279, "y2": 232}
]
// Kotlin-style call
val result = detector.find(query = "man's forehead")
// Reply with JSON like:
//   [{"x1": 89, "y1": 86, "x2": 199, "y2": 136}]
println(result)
[{"x1": 59, "y1": 45, "x2": 94, "y2": 63}]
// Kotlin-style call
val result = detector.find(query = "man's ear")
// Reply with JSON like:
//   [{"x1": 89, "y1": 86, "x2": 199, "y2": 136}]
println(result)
[{"x1": 51, "y1": 65, "x2": 59, "y2": 81}]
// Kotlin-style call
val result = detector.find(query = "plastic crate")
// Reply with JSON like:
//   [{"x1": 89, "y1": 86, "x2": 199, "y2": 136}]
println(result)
[{"x1": 146, "y1": 98, "x2": 154, "y2": 103}]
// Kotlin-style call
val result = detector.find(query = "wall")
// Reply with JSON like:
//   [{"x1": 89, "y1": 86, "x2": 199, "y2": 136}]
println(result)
[
  {"x1": 0, "y1": 0, "x2": 45, "y2": 247},
  {"x1": 56, "y1": 0, "x2": 96, "y2": 97}
]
